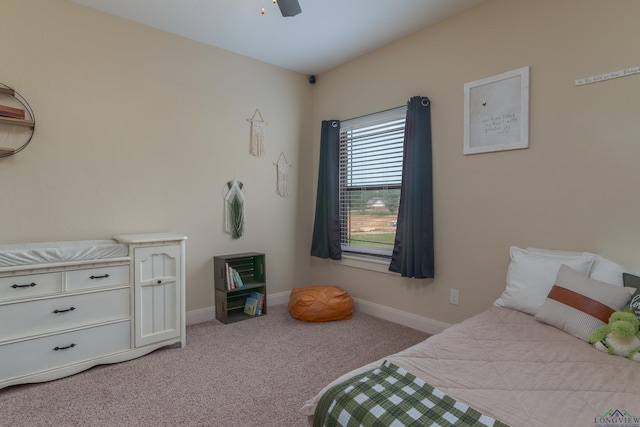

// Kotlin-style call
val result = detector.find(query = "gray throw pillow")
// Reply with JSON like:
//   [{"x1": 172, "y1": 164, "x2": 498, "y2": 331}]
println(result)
[{"x1": 535, "y1": 265, "x2": 635, "y2": 342}]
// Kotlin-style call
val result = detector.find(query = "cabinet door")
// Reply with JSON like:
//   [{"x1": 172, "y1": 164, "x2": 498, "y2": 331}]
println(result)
[{"x1": 134, "y1": 245, "x2": 181, "y2": 347}]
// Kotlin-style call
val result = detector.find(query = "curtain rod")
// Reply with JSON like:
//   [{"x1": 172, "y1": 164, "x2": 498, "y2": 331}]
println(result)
[{"x1": 343, "y1": 104, "x2": 406, "y2": 122}]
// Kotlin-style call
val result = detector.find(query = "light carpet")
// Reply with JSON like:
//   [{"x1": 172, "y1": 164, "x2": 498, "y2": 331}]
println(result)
[{"x1": 1, "y1": 304, "x2": 430, "y2": 427}]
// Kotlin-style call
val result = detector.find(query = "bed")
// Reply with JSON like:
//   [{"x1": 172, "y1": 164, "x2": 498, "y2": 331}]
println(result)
[{"x1": 302, "y1": 247, "x2": 640, "y2": 426}]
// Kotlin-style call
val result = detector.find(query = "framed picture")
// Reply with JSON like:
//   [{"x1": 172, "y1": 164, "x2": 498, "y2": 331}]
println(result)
[{"x1": 464, "y1": 66, "x2": 529, "y2": 155}]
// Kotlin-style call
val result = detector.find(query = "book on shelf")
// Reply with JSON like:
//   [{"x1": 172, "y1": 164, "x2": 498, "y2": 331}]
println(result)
[
  {"x1": 225, "y1": 263, "x2": 234, "y2": 290},
  {"x1": 224, "y1": 263, "x2": 245, "y2": 290},
  {"x1": 248, "y1": 291, "x2": 264, "y2": 315},
  {"x1": 0, "y1": 104, "x2": 25, "y2": 120},
  {"x1": 244, "y1": 297, "x2": 258, "y2": 315},
  {"x1": 232, "y1": 268, "x2": 244, "y2": 288}
]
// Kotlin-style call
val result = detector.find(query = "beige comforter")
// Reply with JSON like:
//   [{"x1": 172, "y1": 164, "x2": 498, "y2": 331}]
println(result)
[{"x1": 301, "y1": 307, "x2": 640, "y2": 426}]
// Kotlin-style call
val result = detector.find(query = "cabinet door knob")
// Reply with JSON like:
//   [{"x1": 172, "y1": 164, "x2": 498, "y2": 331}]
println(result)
[{"x1": 157, "y1": 280, "x2": 162, "y2": 284}]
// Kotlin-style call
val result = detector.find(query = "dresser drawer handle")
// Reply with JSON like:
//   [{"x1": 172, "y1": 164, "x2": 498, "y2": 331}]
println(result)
[
  {"x1": 53, "y1": 307, "x2": 76, "y2": 314},
  {"x1": 53, "y1": 343, "x2": 76, "y2": 351},
  {"x1": 90, "y1": 274, "x2": 110, "y2": 279},
  {"x1": 11, "y1": 282, "x2": 37, "y2": 289}
]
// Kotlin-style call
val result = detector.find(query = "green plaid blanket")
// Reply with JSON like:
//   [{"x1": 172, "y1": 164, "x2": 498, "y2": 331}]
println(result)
[{"x1": 313, "y1": 361, "x2": 509, "y2": 427}]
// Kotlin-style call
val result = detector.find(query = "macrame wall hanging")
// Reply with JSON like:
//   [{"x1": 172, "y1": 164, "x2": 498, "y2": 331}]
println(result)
[
  {"x1": 224, "y1": 179, "x2": 245, "y2": 239},
  {"x1": 273, "y1": 152, "x2": 292, "y2": 197},
  {"x1": 246, "y1": 108, "x2": 266, "y2": 157}
]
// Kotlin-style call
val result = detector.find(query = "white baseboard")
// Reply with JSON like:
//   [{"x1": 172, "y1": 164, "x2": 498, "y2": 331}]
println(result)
[
  {"x1": 186, "y1": 291, "x2": 450, "y2": 335},
  {"x1": 266, "y1": 290, "x2": 292, "y2": 306},
  {"x1": 186, "y1": 306, "x2": 216, "y2": 325},
  {"x1": 352, "y1": 297, "x2": 450, "y2": 335}
]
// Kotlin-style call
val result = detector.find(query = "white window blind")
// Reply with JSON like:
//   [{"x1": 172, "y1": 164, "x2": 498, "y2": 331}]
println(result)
[{"x1": 339, "y1": 106, "x2": 406, "y2": 257}]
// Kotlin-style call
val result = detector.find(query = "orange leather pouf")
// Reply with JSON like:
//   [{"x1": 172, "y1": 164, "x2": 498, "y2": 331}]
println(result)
[{"x1": 288, "y1": 285, "x2": 353, "y2": 322}]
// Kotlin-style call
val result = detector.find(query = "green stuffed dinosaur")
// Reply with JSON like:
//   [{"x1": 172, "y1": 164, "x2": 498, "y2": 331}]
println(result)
[{"x1": 589, "y1": 311, "x2": 640, "y2": 362}]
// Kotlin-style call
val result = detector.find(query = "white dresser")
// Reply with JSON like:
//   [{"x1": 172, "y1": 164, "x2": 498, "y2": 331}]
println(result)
[{"x1": 0, "y1": 233, "x2": 186, "y2": 389}]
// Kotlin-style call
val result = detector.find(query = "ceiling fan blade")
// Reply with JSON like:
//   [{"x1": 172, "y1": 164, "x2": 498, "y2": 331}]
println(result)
[{"x1": 277, "y1": 0, "x2": 302, "y2": 17}]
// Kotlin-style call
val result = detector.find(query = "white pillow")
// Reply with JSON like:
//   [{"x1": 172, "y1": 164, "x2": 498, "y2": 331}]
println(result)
[
  {"x1": 586, "y1": 254, "x2": 627, "y2": 286},
  {"x1": 526, "y1": 247, "x2": 582, "y2": 257},
  {"x1": 494, "y1": 247, "x2": 596, "y2": 315},
  {"x1": 526, "y1": 247, "x2": 626, "y2": 286}
]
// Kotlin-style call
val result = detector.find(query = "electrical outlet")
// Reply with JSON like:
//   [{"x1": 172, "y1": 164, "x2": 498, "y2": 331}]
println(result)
[{"x1": 450, "y1": 289, "x2": 459, "y2": 305}]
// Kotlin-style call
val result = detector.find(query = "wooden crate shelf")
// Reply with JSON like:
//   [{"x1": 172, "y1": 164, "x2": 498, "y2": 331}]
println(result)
[{"x1": 213, "y1": 252, "x2": 267, "y2": 324}]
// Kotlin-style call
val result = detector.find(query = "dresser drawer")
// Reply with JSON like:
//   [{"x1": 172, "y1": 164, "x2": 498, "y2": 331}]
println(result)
[
  {"x1": 0, "y1": 321, "x2": 131, "y2": 382},
  {"x1": 0, "y1": 288, "x2": 130, "y2": 342},
  {"x1": 0, "y1": 272, "x2": 62, "y2": 302},
  {"x1": 66, "y1": 265, "x2": 129, "y2": 291}
]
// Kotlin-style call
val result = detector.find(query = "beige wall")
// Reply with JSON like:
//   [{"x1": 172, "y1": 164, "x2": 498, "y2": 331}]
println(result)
[
  {"x1": 2, "y1": 0, "x2": 639, "y2": 326},
  {"x1": 310, "y1": 0, "x2": 640, "y2": 324},
  {"x1": 0, "y1": 0, "x2": 314, "y2": 313}
]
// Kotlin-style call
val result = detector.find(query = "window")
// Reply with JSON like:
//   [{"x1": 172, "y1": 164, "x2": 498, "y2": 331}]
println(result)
[{"x1": 339, "y1": 106, "x2": 406, "y2": 257}]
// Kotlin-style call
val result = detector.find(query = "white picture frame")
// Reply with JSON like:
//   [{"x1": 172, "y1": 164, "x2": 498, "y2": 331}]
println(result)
[{"x1": 464, "y1": 66, "x2": 529, "y2": 155}]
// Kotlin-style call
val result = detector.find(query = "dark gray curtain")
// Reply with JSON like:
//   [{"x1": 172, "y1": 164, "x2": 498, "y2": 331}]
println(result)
[
  {"x1": 389, "y1": 96, "x2": 434, "y2": 278},
  {"x1": 310, "y1": 120, "x2": 342, "y2": 260}
]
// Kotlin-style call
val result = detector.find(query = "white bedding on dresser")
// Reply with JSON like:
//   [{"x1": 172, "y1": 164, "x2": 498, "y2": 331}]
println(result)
[
  {"x1": 0, "y1": 240, "x2": 129, "y2": 267},
  {"x1": 302, "y1": 307, "x2": 640, "y2": 427}
]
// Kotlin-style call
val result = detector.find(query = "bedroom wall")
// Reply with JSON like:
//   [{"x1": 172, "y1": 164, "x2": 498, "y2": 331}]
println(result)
[
  {"x1": 310, "y1": 0, "x2": 640, "y2": 325},
  {"x1": 0, "y1": 0, "x2": 314, "y2": 316}
]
